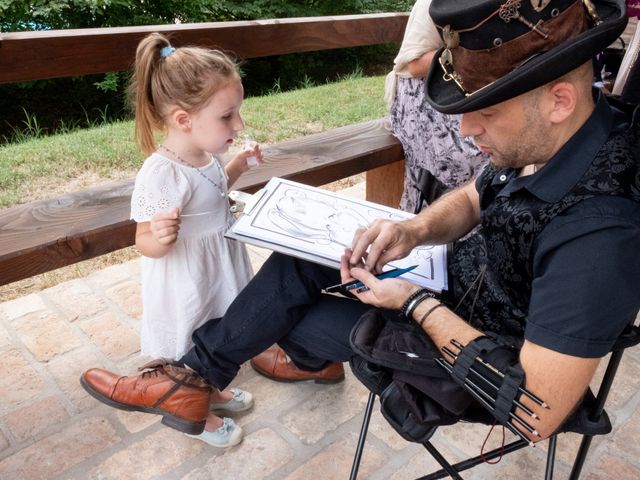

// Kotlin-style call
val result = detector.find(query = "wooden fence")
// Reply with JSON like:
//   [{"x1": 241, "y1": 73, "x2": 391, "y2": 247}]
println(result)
[{"x1": 0, "y1": 13, "x2": 409, "y2": 285}]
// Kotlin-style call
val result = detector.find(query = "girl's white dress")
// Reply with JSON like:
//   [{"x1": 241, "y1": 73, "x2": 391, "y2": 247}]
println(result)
[{"x1": 131, "y1": 153, "x2": 253, "y2": 360}]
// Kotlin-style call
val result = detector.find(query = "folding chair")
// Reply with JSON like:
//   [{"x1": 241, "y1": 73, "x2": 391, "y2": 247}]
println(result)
[{"x1": 349, "y1": 321, "x2": 640, "y2": 480}]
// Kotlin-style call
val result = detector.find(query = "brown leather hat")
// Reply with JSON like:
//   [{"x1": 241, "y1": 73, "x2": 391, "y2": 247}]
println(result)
[{"x1": 426, "y1": 0, "x2": 628, "y2": 113}]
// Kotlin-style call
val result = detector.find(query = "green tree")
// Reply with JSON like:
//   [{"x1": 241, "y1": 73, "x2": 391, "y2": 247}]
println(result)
[{"x1": 1, "y1": 1, "x2": 412, "y2": 31}]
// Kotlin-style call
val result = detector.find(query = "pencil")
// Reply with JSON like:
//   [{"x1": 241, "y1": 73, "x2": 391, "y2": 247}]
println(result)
[
  {"x1": 435, "y1": 358, "x2": 535, "y2": 446},
  {"x1": 323, "y1": 265, "x2": 418, "y2": 293},
  {"x1": 449, "y1": 339, "x2": 549, "y2": 409},
  {"x1": 441, "y1": 346, "x2": 539, "y2": 420}
]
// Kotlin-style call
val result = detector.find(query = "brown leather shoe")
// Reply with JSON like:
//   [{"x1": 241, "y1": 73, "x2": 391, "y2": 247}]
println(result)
[
  {"x1": 80, "y1": 361, "x2": 211, "y2": 434},
  {"x1": 250, "y1": 347, "x2": 345, "y2": 384}
]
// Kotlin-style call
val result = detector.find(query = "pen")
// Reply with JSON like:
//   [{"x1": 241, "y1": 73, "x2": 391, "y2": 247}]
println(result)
[{"x1": 324, "y1": 265, "x2": 418, "y2": 293}]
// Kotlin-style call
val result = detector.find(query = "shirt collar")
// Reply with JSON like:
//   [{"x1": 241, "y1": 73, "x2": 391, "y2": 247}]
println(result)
[
  {"x1": 490, "y1": 91, "x2": 614, "y2": 203},
  {"x1": 522, "y1": 91, "x2": 613, "y2": 203}
]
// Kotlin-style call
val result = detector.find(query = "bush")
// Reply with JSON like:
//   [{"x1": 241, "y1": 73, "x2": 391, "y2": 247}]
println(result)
[{"x1": 0, "y1": 0, "x2": 411, "y2": 143}]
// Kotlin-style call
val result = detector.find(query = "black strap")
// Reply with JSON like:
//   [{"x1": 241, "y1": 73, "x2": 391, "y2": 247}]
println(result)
[
  {"x1": 451, "y1": 338, "x2": 485, "y2": 385},
  {"x1": 451, "y1": 336, "x2": 525, "y2": 426},
  {"x1": 494, "y1": 365, "x2": 525, "y2": 424}
]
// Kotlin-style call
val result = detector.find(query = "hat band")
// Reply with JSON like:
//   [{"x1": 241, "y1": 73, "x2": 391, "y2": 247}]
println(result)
[{"x1": 442, "y1": 0, "x2": 589, "y2": 95}]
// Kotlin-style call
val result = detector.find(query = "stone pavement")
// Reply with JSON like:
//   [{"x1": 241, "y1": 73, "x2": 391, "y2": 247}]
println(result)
[{"x1": 1, "y1": 182, "x2": 639, "y2": 480}]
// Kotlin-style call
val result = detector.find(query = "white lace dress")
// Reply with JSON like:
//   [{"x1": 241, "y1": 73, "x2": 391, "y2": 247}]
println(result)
[{"x1": 130, "y1": 153, "x2": 253, "y2": 360}]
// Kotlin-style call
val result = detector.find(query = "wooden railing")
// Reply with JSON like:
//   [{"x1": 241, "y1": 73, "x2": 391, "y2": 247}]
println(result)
[
  {"x1": 0, "y1": 14, "x2": 407, "y2": 83},
  {"x1": 0, "y1": 14, "x2": 409, "y2": 286}
]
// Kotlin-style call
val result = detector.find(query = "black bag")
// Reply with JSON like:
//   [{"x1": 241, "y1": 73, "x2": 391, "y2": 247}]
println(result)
[
  {"x1": 349, "y1": 309, "x2": 612, "y2": 439},
  {"x1": 413, "y1": 167, "x2": 448, "y2": 212},
  {"x1": 349, "y1": 309, "x2": 477, "y2": 442}
]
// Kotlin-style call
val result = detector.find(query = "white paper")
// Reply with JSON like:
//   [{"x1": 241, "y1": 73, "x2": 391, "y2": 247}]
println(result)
[{"x1": 228, "y1": 178, "x2": 448, "y2": 292}]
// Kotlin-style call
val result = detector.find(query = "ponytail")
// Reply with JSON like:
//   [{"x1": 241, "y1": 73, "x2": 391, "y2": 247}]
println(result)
[{"x1": 129, "y1": 33, "x2": 240, "y2": 155}]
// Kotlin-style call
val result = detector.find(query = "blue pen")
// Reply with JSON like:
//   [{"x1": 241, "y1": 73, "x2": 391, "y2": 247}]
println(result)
[
  {"x1": 344, "y1": 264, "x2": 419, "y2": 292},
  {"x1": 323, "y1": 265, "x2": 419, "y2": 294}
]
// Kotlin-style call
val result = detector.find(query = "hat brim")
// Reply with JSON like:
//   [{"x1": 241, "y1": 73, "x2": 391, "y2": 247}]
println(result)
[{"x1": 426, "y1": 1, "x2": 627, "y2": 114}]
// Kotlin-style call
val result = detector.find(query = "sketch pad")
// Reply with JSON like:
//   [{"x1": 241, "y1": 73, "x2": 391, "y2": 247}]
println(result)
[{"x1": 227, "y1": 177, "x2": 448, "y2": 292}]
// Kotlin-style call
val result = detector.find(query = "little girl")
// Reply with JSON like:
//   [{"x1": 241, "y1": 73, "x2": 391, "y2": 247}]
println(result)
[{"x1": 128, "y1": 33, "x2": 263, "y2": 448}]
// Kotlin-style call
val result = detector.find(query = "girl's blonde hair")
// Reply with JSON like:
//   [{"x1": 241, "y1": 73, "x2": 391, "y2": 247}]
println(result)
[{"x1": 129, "y1": 32, "x2": 240, "y2": 155}]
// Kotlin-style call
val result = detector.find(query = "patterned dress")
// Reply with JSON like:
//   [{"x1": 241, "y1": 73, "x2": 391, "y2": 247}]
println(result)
[{"x1": 389, "y1": 76, "x2": 489, "y2": 213}]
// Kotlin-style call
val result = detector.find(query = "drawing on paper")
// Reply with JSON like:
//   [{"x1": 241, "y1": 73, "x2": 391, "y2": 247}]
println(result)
[{"x1": 230, "y1": 178, "x2": 447, "y2": 290}]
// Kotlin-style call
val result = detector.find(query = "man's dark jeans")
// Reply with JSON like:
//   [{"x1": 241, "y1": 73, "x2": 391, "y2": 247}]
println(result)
[{"x1": 180, "y1": 252, "x2": 370, "y2": 389}]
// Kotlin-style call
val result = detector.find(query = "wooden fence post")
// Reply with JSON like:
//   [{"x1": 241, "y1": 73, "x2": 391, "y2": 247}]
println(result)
[{"x1": 365, "y1": 160, "x2": 405, "y2": 208}]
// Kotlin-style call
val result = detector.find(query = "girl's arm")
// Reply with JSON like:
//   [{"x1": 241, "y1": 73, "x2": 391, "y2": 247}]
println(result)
[
  {"x1": 225, "y1": 143, "x2": 263, "y2": 188},
  {"x1": 135, "y1": 208, "x2": 181, "y2": 258}
]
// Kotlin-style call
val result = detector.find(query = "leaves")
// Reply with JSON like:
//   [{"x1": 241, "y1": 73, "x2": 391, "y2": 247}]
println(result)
[{"x1": 1, "y1": 0, "x2": 414, "y2": 31}]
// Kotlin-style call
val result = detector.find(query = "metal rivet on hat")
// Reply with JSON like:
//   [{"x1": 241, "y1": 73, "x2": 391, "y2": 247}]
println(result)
[
  {"x1": 551, "y1": 8, "x2": 560, "y2": 17},
  {"x1": 499, "y1": 174, "x2": 507, "y2": 182},
  {"x1": 442, "y1": 25, "x2": 460, "y2": 49},
  {"x1": 493, "y1": 38, "x2": 503, "y2": 47}
]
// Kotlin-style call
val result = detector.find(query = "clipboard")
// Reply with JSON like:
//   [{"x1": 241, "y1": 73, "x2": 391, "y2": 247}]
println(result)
[{"x1": 226, "y1": 177, "x2": 448, "y2": 292}]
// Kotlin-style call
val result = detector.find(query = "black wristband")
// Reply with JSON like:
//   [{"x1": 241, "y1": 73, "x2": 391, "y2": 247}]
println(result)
[
  {"x1": 400, "y1": 288, "x2": 436, "y2": 319},
  {"x1": 418, "y1": 302, "x2": 445, "y2": 326}
]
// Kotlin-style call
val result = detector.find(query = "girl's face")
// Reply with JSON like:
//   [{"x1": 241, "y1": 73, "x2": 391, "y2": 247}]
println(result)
[{"x1": 189, "y1": 79, "x2": 245, "y2": 155}]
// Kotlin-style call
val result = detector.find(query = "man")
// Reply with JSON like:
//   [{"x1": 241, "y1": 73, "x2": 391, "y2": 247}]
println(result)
[{"x1": 81, "y1": 0, "x2": 639, "y2": 442}]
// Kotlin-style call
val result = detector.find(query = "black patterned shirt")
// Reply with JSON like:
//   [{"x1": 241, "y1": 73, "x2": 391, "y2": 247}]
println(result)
[{"x1": 448, "y1": 93, "x2": 640, "y2": 358}]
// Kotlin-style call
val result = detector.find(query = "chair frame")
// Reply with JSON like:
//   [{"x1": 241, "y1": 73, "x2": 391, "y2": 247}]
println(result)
[{"x1": 349, "y1": 323, "x2": 640, "y2": 480}]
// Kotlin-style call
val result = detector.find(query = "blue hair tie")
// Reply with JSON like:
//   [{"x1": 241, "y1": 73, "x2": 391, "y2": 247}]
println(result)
[{"x1": 160, "y1": 46, "x2": 176, "y2": 58}]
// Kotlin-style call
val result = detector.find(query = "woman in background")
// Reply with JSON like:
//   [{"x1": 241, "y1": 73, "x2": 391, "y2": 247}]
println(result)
[{"x1": 385, "y1": 0, "x2": 489, "y2": 214}]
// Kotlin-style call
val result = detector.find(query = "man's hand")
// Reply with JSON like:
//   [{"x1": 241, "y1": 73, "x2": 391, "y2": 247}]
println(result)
[
  {"x1": 340, "y1": 253, "x2": 420, "y2": 310},
  {"x1": 349, "y1": 218, "x2": 419, "y2": 273},
  {"x1": 149, "y1": 208, "x2": 181, "y2": 245}
]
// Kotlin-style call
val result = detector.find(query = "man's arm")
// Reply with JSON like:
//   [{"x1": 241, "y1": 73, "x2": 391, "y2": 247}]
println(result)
[
  {"x1": 341, "y1": 262, "x2": 599, "y2": 442},
  {"x1": 413, "y1": 299, "x2": 598, "y2": 440},
  {"x1": 517, "y1": 340, "x2": 599, "y2": 438},
  {"x1": 350, "y1": 180, "x2": 481, "y2": 272}
]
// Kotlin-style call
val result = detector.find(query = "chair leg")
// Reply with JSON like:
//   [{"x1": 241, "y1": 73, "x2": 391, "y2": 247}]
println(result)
[
  {"x1": 422, "y1": 441, "x2": 465, "y2": 480},
  {"x1": 569, "y1": 347, "x2": 626, "y2": 480},
  {"x1": 349, "y1": 391, "x2": 376, "y2": 480},
  {"x1": 545, "y1": 435, "x2": 557, "y2": 480},
  {"x1": 569, "y1": 435, "x2": 593, "y2": 480},
  {"x1": 417, "y1": 439, "x2": 528, "y2": 480}
]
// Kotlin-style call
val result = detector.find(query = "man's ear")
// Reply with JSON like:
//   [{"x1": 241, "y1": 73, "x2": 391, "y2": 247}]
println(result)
[
  {"x1": 547, "y1": 81, "x2": 578, "y2": 124},
  {"x1": 170, "y1": 109, "x2": 192, "y2": 132}
]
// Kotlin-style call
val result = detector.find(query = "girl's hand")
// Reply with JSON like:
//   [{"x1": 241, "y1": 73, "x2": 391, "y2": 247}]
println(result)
[
  {"x1": 225, "y1": 142, "x2": 264, "y2": 188},
  {"x1": 242, "y1": 139, "x2": 264, "y2": 168},
  {"x1": 230, "y1": 142, "x2": 264, "y2": 172},
  {"x1": 339, "y1": 252, "x2": 420, "y2": 310},
  {"x1": 149, "y1": 208, "x2": 181, "y2": 245}
]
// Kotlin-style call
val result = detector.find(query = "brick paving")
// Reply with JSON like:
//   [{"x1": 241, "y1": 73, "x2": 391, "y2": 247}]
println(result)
[{"x1": 1, "y1": 182, "x2": 639, "y2": 479}]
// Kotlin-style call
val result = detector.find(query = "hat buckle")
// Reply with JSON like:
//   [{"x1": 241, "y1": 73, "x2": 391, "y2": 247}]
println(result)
[{"x1": 438, "y1": 48, "x2": 469, "y2": 96}]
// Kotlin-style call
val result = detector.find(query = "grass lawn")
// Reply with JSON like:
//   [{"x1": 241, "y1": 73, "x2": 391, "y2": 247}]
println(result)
[{"x1": 0, "y1": 74, "x2": 388, "y2": 208}]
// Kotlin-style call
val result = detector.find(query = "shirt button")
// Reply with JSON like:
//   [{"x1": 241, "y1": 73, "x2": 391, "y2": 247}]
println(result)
[{"x1": 499, "y1": 174, "x2": 507, "y2": 182}]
